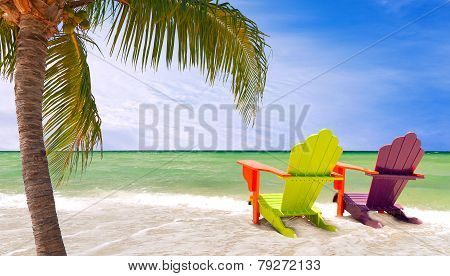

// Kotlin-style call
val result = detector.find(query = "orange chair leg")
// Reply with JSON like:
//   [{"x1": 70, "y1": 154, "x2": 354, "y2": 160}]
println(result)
[
  {"x1": 337, "y1": 189, "x2": 344, "y2": 216},
  {"x1": 252, "y1": 192, "x2": 260, "y2": 224},
  {"x1": 243, "y1": 166, "x2": 260, "y2": 224},
  {"x1": 333, "y1": 166, "x2": 346, "y2": 216}
]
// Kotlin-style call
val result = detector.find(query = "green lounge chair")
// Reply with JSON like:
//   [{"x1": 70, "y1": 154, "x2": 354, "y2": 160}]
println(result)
[{"x1": 237, "y1": 129, "x2": 343, "y2": 238}]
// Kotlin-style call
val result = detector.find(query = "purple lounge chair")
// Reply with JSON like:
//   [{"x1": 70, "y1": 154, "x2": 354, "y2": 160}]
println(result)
[{"x1": 333, "y1": 132, "x2": 425, "y2": 228}]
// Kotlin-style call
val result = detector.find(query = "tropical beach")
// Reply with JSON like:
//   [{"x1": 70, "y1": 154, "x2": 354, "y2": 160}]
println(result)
[
  {"x1": 0, "y1": 1, "x2": 449, "y2": 271},
  {"x1": 1, "y1": 152, "x2": 449, "y2": 255}
]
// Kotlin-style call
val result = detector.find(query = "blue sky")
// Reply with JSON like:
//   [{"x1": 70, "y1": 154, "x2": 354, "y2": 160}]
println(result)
[{"x1": 1, "y1": 0, "x2": 449, "y2": 150}]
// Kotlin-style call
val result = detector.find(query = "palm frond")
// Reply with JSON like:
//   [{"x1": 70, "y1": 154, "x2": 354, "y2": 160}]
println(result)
[
  {"x1": 43, "y1": 33, "x2": 102, "y2": 186},
  {"x1": 88, "y1": 0, "x2": 269, "y2": 123},
  {"x1": 86, "y1": 0, "x2": 117, "y2": 30},
  {"x1": 0, "y1": 19, "x2": 18, "y2": 79}
]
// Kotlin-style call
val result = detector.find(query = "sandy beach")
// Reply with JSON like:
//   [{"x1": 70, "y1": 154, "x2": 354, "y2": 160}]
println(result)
[{"x1": 1, "y1": 192, "x2": 448, "y2": 256}]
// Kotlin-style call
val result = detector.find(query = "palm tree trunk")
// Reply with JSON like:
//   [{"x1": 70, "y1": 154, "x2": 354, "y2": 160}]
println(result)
[{"x1": 14, "y1": 14, "x2": 66, "y2": 256}]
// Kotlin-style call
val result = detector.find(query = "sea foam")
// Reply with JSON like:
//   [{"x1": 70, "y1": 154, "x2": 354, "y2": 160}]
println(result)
[
  {"x1": 1, "y1": 192, "x2": 449, "y2": 228},
  {"x1": 0, "y1": 192, "x2": 248, "y2": 213}
]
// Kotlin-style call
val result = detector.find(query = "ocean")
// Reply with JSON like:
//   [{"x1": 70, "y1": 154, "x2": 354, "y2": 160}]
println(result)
[{"x1": 0, "y1": 152, "x2": 449, "y2": 255}]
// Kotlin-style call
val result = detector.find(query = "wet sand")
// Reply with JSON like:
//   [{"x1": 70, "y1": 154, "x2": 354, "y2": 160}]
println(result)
[{"x1": 1, "y1": 193, "x2": 448, "y2": 256}]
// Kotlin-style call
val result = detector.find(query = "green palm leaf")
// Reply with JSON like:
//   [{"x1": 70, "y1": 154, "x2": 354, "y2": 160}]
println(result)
[
  {"x1": 0, "y1": 19, "x2": 17, "y2": 79},
  {"x1": 43, "y1": 33, "x2": 102, "y2": 186}
]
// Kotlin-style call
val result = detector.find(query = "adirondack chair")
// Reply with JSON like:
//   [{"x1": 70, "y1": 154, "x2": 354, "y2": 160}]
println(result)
[
  {"x1": 237, "y1": 129, "x2": 344, "y2": 238},
  {"x1": 333, "y1": 132, "x2": 425, "y2": 228}
]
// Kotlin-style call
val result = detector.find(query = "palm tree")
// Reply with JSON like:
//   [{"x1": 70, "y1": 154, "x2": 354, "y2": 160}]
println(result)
[{"x1": 0, "y1": 0, "x2": 268, "y2": 255}]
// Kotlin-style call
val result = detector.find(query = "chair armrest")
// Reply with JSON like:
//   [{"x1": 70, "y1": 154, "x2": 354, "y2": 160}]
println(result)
[
  {"x1": 368, "y1": 173, "x2": 425, "y2": 180},
  {"x1": 335, "y1": 162, "x2": 379, "y2": 175},
  {"x1": 237, "y1": 160, "x2": 342, "y2": 180},
  {"x1": 236, "y1": 160, "x2": 291, "y2": 177}
]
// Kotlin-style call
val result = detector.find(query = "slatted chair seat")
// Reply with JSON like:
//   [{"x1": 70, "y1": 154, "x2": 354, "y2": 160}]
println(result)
[
  {"x1": 343, "y1": 193, "x2": 370, "y2": 212},
  {"x1": 259, "y1": 194, "x2": 317, "y2": 216},
  {"x1": 344, "y1": 193, "x2": 403, "y2": 212}
]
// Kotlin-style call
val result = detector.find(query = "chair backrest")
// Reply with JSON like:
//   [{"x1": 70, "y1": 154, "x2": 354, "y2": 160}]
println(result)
[
  {"x1": 366, "y1": 132, "x2": 424, "y2": 209},
  {"x1": 281, "y1": 129, "x2": 343, "y2": 212}
]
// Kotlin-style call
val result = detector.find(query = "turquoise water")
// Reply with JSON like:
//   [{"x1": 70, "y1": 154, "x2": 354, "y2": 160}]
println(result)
[{"x1": 0, "y1": 151, "x2": 449, "y2": 210}]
